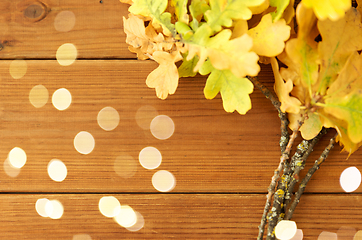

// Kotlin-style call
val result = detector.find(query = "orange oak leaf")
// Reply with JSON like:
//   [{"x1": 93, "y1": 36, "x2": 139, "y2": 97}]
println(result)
[{"x1": 146, "y1": 51, "x2": 183, "y2": 99}]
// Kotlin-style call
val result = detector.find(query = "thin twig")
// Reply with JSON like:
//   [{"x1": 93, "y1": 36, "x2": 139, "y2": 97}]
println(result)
[
  {"x1": 247, "y1": 76, "x2": 290, "y2": 153},
  {"x1": 249, "y1": 76, "x2": 295, "y2": 240},
  {"x1": 285, "y1": 133, "x2": 337, "y2": 220},
  {"x1": 283, "y1": 128, "x2": 328, "y2": 211},
  {"x1": 259, "y1": 117, "x2": 304, "y2": 240}
]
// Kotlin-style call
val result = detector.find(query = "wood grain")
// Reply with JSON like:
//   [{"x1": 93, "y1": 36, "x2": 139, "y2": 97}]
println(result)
[
  {"x1": 0, "y1": 194, "x2": 361, "y2": 239},
  {"x1": 0, "y1": 60, "x2": 361, "y2": 193},
  {"x1": 2, "y1": 0, "x2": 362, "y2": 239},
  {"x1": 0, "y1": 0, "x2": 133, "y2": 59}
]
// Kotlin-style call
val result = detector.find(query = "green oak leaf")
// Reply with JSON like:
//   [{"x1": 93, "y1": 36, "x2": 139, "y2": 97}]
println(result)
[
  {"x1": 202, "y1": 62, "x2": 254, "y2": 114},
  {"x1": 171, "y1": 0, "x2": 188, "y2": 23},
  {"x1": 325, "y1": 89, "x2": 362, "y2": 143},
  {"x1": 269, "y1": 0, "x2": 290, "y2": 21},
  {"x1": 129, "y1": 0, "x2": 175, "y2": 36},
  {"x1": 204, "y1": 0, "x2": 264, "y2": 32},
  {"x1": 178, "y1": 54, "x2": 198, "y2": 77}
]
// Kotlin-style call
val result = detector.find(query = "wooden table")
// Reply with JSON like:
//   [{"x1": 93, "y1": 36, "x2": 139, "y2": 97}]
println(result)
[{"x1": 1, "y1": 0, "x2": 362, "y2": 239}]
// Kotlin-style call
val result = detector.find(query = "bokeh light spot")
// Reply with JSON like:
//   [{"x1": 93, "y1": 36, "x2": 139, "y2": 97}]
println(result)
[
  {"x1": 337, "y1": 226, "x2": 357, "y2": 239},
  {"x1": 29, "y1": 85, "x2": 49, "y2": 108},
  {"x1": 3, "y1": 158, "x2": 21, "y2": 178},
  {"x1": 56, "y1": 43, "x2": 77, "y2": 66},
  {"x1": 97, "y1": 106, "x2": 120, "y2": 131},
  {"x1": 52, "y1": 88, "x2": 72, "y2": 111},
  {"x1": 45, "y1": 200, "x2": 64, "y2": 219},
  {"x1": 54, "y1": 11, "x2": 76, "y2": 32},
  {"x1": 340, "y1": 166, "x2": 362, "y2": 192},
  {"x1": 152, "y1": 170, "x2": 176, "y2": 192},
  {"x1": 150, "y1": 115, "x2": 175, "y2": 140},
  {"x1": 135, "y1": 105, "x2": 158, "y2": 130},
  {"x1": 36, "y1": 198, "x2": 50, "y2": 217},
  {"x1": 114, "y1": 154, "x2": 137, "y2": 179},
  {"x1": 99, "y1": 196, "x2": 121, "y2": 218},
  {"x1": 72, "y1": 234, "x2": 92, "y2": 240},
  {"x1": 126, "y1": 211, "x2": 145, "y2": 232},
  {"x1": 114, "y1": 205, "x2": 137, "y2": 228},
  {"x1": 8, "y1": 147, "x2": 27, "y2": 169},
  {"x1": 290, "y1": 229, "x2": 303, "y2": 240},
  {"x1": 9, "y1": 59, "x2": 27, "y2": 79},
  {"x1": 139, "y1": 146, "x2": 162, "y2": 170},
  {"x1": 74, "y1": 131, "x2": 95, "y2": 155},
  {"x1": 275, "y1": 220, "x2": 297, "y2": 240},
  {"x1": 318, "y1": 231, "x2": 337, "y2": 240},
  {"x1": 47, "y1": 159, "x2": 67, "y2": 182},
  {"x1": 354, "y1": 230, "x2": 362, "y2": 240}
]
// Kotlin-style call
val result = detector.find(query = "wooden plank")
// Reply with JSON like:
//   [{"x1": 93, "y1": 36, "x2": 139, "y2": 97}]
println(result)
[
  {"x1": 0, "y1": 0, "x2": 134, "y2": 59},
  {"x1": 0, "y1": 60, "x2": 361, "y2": 193},
  {"x1": 0, "y1": 193, "x2": 361, "y2": 239}
]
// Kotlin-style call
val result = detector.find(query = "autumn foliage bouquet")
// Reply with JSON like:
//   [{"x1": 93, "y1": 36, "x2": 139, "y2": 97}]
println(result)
[{"x1": 120, "y1": 0, "x2": 362, "y2": 238}]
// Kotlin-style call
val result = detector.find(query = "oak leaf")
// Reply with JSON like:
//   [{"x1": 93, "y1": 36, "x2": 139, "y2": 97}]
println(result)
[
  {"x1": 320, "y1": 109, "x2": 362, "y2": 155},
  {"x1": 204, "y1": 0, "x2": 265, "y2": 32},
  {"x1": 269, "y1": 0, "x2": 290, "y2": 21},
  {"x1": 146, "y1": 51, "x2": 183, "y2": 99},
  {"x1": 120, "y1": 0, "x2": 133, "y2": 5},
  {"x1": 280, "y1": 4, "x2": 319, "y2": 99},
  {"x1": 302, "y1": 0, "x2": 351, "y2": 20},
  {"x1": 271, "y1": 57, "x2": 301, "y2": 114},
  {"x1": 248, "y1": 13, "x2": 291, "y2": 57},
  {"x1": 316, "y1": 8, "x2": 362, "y2": 95},
  {"x1": 178, "y1": 55, "x2": 198, "y2": 77},
  {"x1": 325, "y1": 89, "x2": 362, "y2": 144},
  {"x1": 128, "y1": 0, "x2": 175, "y2": 36},
  {"x1": 184, "y1": 24, "x2": 213, "y2": 72},
  {"x1": 170, "y1": 0, "x2": 188, "y2": 23},
  {"x1": 326, "y1": 52, "x2": 362, "y2": 99},
  {"x1": 199, "y1": 61, "x2": 254, "y2": 115},
  {"x1": 207, "y1": 30, "x2": 260, "y2": 77},
  {"x1": 289, "y1": 111, "x2": 322, "y2": 139},
  {"x1": 123, "y1": 14, "x2": 149, "y2": 50}
]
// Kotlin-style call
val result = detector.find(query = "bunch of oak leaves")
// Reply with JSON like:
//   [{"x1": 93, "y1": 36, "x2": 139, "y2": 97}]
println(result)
[{"x1": 120, "y1": 0, "x2": 362, "y2": 239}]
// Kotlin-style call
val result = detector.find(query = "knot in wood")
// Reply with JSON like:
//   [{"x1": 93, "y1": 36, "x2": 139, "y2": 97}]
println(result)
[{"x1": 21, "y1": 1, "x2": 48, "y2": 22}]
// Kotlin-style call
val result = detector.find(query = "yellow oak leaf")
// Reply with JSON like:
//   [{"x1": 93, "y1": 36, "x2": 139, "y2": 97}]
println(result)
[
  {"x1": 281, "y1": 4, "x2": 319, "y2": 99},
  {"x1": 280, "y1": 67, "x2": 307, "y2": 104},
  {"x1": 316, "y1": 8, "x2": 362, "y2": 95},
  {"x1": 319, "y1": 109, "x2": 362, "y2": 155},
  {"x1": 249, "y1": 0, "x2": 270, "y2": 14},
  {"x1": 123, "y1": 14, "x2": 149, "y2": 50},
  {"x1": 325, "y1": 89, "x2": 362, "y2": 144},
  {"x1": 271, "y1": 57, "x2": 301, "y2": 114},
  {"x1": 288, "y1": 110, "x2": 323, "y2": 140},
  {"x1": 326, "y1": 52, "x2": 362, "y2": 99},
  {"x1": 146, "y1": 51, "x2": 183, "y2": 99},
  {"x1": 358, "y1": 0, "x2": 362, "y2": 16},
  {"x1": 300, "y1": 111, "x2": 323, "y2": 140},
  {"x1": 128, "y1": 45, "x2": 149, "y2": 60},
  {"x1": 207, "y1": 30, "x2": 260, "y2": 77},
  {"x1": 281, "y1": 0, "x2": 295, "y2": 24},
  {"x1": 248, "y1": 13, "x2": 291, "y2": 57},
  {"x1": 302, "y1": 0, "x2": 351, "y2": 21},
  {"x1": 231, "y1": 19, "x2": 248, "y2": 39},
  {"x1": 120, "y1": 0, "x2": 133, "y2": 5}
]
